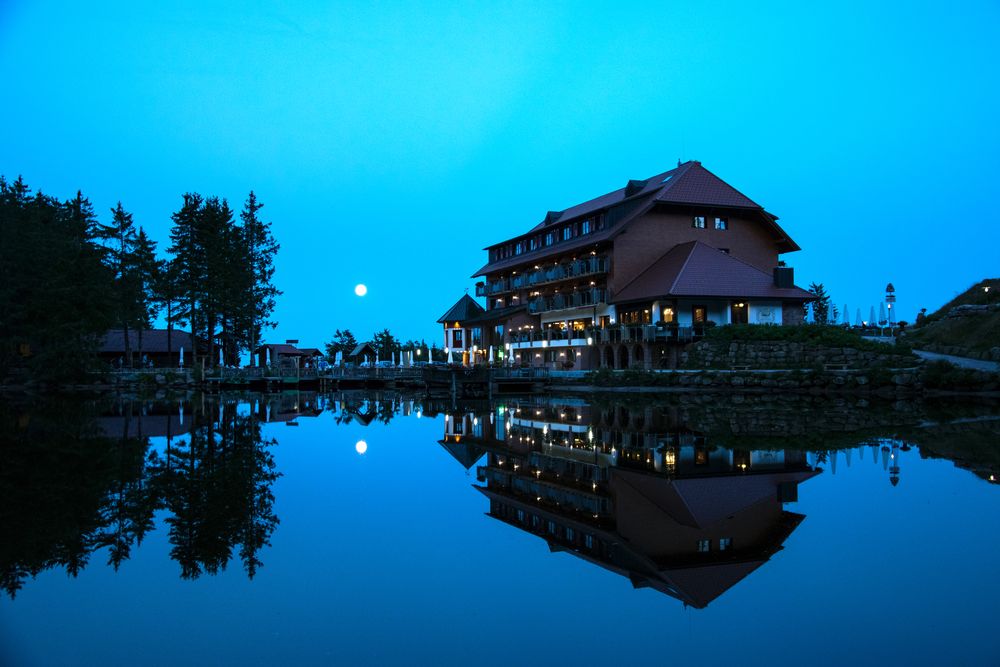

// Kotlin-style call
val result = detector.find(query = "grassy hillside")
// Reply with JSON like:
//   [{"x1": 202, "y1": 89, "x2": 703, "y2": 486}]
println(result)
[{"x1": 906, "y1": 279, "x2": 1000, "y2": 357}]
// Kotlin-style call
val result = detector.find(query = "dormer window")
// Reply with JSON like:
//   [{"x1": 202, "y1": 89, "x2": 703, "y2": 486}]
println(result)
[
  {"x1": 715, "y1": 217, "x2": 728, "y2": 230},
  {"x1": 693, "y1": 216, "x2": 706, "y2": 229}
]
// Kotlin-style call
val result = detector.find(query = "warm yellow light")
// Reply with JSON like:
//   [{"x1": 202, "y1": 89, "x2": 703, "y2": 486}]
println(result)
[
  {"x1": 355, "y1": 440, "x2": 368, "y2": 454},
  {"x1": 354, "y1": 284, "x2": 368, "y2": 297}
]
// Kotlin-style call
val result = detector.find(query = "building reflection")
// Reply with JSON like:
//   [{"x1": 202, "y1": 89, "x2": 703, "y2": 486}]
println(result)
[{"x1": 440, "y1": 399, "x2": 819, "y2": 608}]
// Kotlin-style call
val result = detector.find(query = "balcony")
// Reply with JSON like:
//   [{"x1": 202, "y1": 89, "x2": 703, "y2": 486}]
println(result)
[
  {"x1": 485, "y1": 256, "x2": 608, "y2": 296},
  {"x1": 595, "y1": 324, "x2": 707, "y2": 344},
  {"x1": 527, "y1": 288, "x2": 608, "y2": 314}
]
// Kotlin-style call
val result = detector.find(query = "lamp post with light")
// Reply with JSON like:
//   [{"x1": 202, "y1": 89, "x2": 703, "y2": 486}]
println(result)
[{"x1": 885, "y1": 283, "x2": 896, "y2": 330}]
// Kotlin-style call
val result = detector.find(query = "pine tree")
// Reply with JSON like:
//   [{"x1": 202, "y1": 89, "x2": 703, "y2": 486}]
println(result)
[
  {"x1": 808, "y1": 283, "x2": 831, "y2": 324},
  {"x1": 239, "y1": 192, "x2": 280, "y2": 366}
]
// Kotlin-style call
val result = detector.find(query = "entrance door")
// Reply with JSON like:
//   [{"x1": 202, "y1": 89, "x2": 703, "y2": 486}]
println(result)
[{"x1": 731, "y1": 302, "x2": 748, "y2": 324}]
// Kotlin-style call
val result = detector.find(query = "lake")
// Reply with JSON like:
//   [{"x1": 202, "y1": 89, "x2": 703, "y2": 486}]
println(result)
[{"x1": 1, "y1": 391, "x2": 998, "y2": 666}]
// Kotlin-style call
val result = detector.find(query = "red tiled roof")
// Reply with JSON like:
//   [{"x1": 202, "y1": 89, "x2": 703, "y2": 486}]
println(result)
[
  {"x1": 613, "y1": 241, "x2": 814, "y2": 303},
  {"x1": 474, "y1": 162, "x2": 797, "y2": 278}
]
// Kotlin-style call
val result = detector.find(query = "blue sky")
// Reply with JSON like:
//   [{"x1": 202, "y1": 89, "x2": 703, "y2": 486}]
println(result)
[{"x1": 2, "y1": 1, "x2": 998, "y2": 346}]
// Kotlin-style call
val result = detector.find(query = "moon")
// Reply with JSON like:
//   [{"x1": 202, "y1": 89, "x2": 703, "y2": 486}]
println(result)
[
  {"x1": 355, "y1": 440, "x2": 368, "y2": 455},
  {"x1": 354, "y1": 284, "x2": 367, "y2": 297}
]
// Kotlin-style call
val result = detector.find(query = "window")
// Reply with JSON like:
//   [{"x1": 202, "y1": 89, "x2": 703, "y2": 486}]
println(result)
[
  {"x1": 452, "y1": 330, "x2": 463, "y2": 347},
  {"x1": 563, "y1": 226, "x2": 572, "y2": 241},
  {"x1": 547, "y1": 520, "x2": 557, "y2": 535},
  {"x1": 545, "y1": 232, "x2": 554, "y2": 246},
  {"x1": 720, "y1": 538, "x2": 732, "y2": 551},
  {"x1": 515, "y1": 242, "x2": 523, "y2": 255},
  {"x1": 566, "y1": 527, "x2": 575, "y2": 542},
  {"x1": 582, "y1": 219, "x2": 592, "y2": 234},
  {"x1": 530, "y1": 237, "x2": 538, "y2": 251},
  {"x1": 516, "y1": 509, "x2": 525, "y2": 522},
  {"x1": 692, "y1": 305, "x2": 707, "y2": 323},
  {"x1": 697, "y1": 539, "x2": 711, "y2": 553},
  {"x1": 715, "y1": 217, "x2": 728, "y2": 230},
  {"x1": 692, "y1": 216, "x2": 706, "y2": 228},
  {"x1": 585, "y1": 534, "x2": 594, "y2": 549}
]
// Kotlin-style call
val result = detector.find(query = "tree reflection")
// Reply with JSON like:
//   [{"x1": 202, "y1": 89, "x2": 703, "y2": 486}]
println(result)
[
  {"x1": 159, "y1": 400, "x2": 279, "y2": 579},
  {"x1": 0, "y1": 395, "x2": 280, "y2": 597}
]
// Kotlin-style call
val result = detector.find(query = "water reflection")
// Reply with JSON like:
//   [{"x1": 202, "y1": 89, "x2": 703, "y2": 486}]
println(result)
[
  {"x1": 441, "y1": 400, "x2": 818, "y2": 608},
  {"x1": 1, "y1": 391, "x2": 997, "y2": 605},
  {"x1": 0, "y1": 396, "x2": 279, "y2": 596}
]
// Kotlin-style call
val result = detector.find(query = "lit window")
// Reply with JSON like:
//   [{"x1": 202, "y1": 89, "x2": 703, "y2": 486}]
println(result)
[
  {"x1": 545, "y1": 232, "x2": 554, "y2": 246},
  {"x1": 582, "y1": 219, "x2": 592, "y2": 234},
  {"x1": 563, "y1": 227, "x2": 572, "y2": 241},
  {"x1": 693, "y1": 216, "x2": 706, "y2": 228},
  {"x1": 715, "y1": 217, "x2": 728, "y2": 230},
  {"x1": 697, "y1": 539, "x2": 711, "y2": 553},
  {"x1": 720, "y1": 538, "x2": 732, "y2": 551}
]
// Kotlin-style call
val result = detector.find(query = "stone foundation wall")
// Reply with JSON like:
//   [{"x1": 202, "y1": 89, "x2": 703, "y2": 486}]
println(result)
[{"x1": 682, "y1": 340, "x2": 915, "y2": 370}]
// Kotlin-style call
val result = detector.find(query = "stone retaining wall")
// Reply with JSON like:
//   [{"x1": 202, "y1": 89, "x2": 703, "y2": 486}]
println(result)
[{"x1": 682, "y1": 340, "x2": 916, "y2": 370}]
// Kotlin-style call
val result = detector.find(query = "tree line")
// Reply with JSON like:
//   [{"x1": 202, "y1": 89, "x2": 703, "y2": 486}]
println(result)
[
  {"x1": 0, "y1": 176, "x2": 279, "y2": 381},
  {"x1": 325, "y1": 328, "x2": 447, "y2": 362}
]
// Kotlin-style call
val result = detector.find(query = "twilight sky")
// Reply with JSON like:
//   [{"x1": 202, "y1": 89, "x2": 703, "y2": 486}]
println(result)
[{"x1": 2, "y1": 1, "x2": 997, "y2": 346}]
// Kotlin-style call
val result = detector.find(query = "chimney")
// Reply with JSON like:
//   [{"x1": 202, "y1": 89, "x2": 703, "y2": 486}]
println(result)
[{"x1": 773, "y1": 267, "x2": 794, "y2": 289}]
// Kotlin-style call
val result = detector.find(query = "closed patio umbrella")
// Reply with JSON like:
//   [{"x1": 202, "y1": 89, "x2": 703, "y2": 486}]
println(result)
[{"x1": 843, "y1": 304, "x2": 850, "y2": 326}]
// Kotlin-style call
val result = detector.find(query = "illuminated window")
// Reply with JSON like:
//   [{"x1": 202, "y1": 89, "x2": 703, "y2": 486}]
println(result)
[
  {"x1": 562, "y1": 226, "x2": 572, "y2": 241},
  {"x1": 692, "y1": 216, "x2": 706, "y2": 229},
  {"x1": 697, "y1": 539, "x2": 711, "y2": 553},
  {"x1": 715, "y1": 217, "x2": 728, "y2": 230},
  {"x1": 719, "y1": 538, "x2": 732, "y2": 551}
]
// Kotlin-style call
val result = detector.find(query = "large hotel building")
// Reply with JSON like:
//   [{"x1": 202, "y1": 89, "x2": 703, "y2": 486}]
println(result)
[{"x1": 438, "y1": 161, "x2": 812, "y2": 369}]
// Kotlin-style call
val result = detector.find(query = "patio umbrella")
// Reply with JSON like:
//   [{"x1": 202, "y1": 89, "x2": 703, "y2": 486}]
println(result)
[
  {"x1": 488, "y1": 345, "x2": 494, "y2": 366},
  {"x1": 179, "y1": 346, "x2": 184, "y2": 367},
  {"x1": 879, "y1": 302, "x2": 886, "y2": 325},
  {"x1": 829, "y1": 450, "x2": 837, "y2": 475},
  {"x1": 843, "y1": 304, "x2": 850, "y2": 326},
  {"x1": 179, "y1": 403, "x2": 184, "y2": 426},
  {"x1": 869, "y1": 306, "x2": 876, "y2": 327},
  {"x1": 856, "y1": 308, "x2": 862, "y2": 327},
  {"x1": 426, "y1": 347, "x2": 432, "y2": 363}
]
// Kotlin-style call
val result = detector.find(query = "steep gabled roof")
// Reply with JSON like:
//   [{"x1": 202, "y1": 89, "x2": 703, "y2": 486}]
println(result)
[
  {"x1": 437, "y1": 294, "x2": 486, "y2": 323},
  {"x1": 613, "y1": 241, "x2": 814, "y2": 303},
  {"x1": 474, "y1": 161, "x2": 798, "y2": 278}
]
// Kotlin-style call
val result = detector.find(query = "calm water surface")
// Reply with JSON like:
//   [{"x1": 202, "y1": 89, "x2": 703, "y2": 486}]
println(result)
[{"x1": 1, "y1": 392, "x2": 998, "y2": 666}]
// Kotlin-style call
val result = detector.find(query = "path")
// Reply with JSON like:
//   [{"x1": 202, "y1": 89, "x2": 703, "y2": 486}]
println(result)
[{"x1": 913, "y1": 349, "x2": 1000, "y2": 372}]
